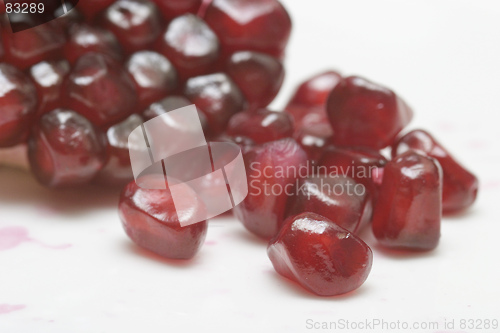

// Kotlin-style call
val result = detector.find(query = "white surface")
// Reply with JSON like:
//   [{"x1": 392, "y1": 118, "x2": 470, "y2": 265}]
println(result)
[{"x1": 1, "y1": 1, "x2": 500, "y2": 332}]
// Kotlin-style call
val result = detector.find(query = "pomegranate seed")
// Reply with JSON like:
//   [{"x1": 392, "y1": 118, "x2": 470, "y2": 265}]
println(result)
[
  {"x1": 225, "y1": 51, "x2": 284, "y2": 109},
  {"x1": 100, "y1": 0, "x2": 163, "y2": 54},
  {"x1": 94, "y1": 114, "x2": 143, "y2": 186},
  {"x1": 268, "y1": 212, "x2": 373, "y2": 296},
  {"x1": 184, "y1": 73, "x2": 245, "y2": 136},
  {"x1": 28, "y1": 109, "x2": 108, "y2": 187},
  {"x1": 125, "y1": 51, "x2": 178, "y2": 111},
  {"x1": 78, "y1": 0, "x2": 116, "y2": 20},
  {"x1": 372, "y1": 151, "x2": 442, "y2": 251},
  {"x1": 326, "y1": 76, "x2": 413, "y2": 149},
  {"x1": 156, "y1": 14, "x2": 219, "y2": 81},
  {"x1": 1, "y1": 21, "x2": 65, "y2": 70},
  {"x1": 29, "y1": 60, "x2": 70, "y2": 116},
  {"x1": 63, "y1": 53, "x2": 138, "y2": 128},
  {"x1": 288, "y1": 70, "x2": 342, "y2": 108},
  {"x1": 234, "y1": 138, "x2": 308, "y2": 239},
  {"x1": 151, "y1": 0, "x2": 202, "y2": 21},
  {"x1": 0, "y1": 64, "x2": 37, "y2": 147},
  {"x1": 287, "y1": 175, "x2": 372, "y2": 234},
  {"x1": 293, "y1": 117, "x2": 333, "y2": 161},
  {"x1": 392, "y1": 129, "x2": 479, "y2": 214},
  {"x1": 64, "y1": 24, "x2": 123, "y2": 65},
  {"x1": 319, "y1": 146, "x2": 388, "y2": 199},
  {"x1": 204, "y1": 0, "x2": 292, "y2": 58},
  {"x1": 119, "y1": 175, "x2": 208, "y2": 259},
  {"x1": 226, "y1": 109, "x2": 293, "y2": 144}
]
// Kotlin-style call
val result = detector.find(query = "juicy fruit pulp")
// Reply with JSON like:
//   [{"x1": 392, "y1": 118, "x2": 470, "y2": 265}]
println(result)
[
  {"x1": 372, "y1": 151, "x2": 442, "y2": 251},
  {"x1": 268, "y1": 212, "x2": 373, "y2": 296}
]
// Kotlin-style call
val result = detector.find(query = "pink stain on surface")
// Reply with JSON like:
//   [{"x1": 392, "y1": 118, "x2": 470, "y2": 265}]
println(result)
[
  {"x1": 0, "y1": 227, "x2": 71, "y2": 251},
  {"x1": 0, "y1": 304, "x2": 26, "y2": 315}
]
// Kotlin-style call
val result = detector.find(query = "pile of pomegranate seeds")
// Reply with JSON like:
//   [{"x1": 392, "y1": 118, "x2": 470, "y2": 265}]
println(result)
[{"x1": 0, "y1": 0, "x2": 479, "y2": 298}]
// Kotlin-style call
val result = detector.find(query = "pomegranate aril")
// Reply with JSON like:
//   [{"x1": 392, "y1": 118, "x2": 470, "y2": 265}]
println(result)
[
  {"x1": 184, "y1": 73, "x2": 245, "y2": 136},
  {"x1": 294, "y1": 122, "x2": 333, "y2": 162},
  {"x1": 29, "y1": 60, "x2": 70, "y2": 116},
  {"x1": 0, "y1": 64, "x2": 38, "y2": 147},
  {"x1": 287, "y1": 175, "x2": 372, "y2": 234},
  {"x1": 204, "y1": 0, "x2": 292, "y2": 58},
  {"x1": 101, "y1": 0, "x2": 163, "y2": 54},
  {"x1": 392, "y1": 129, "x2": 478, "y2": 214},
  {"x1": 372, "y1": 151, "x2": 442, "y2": 251},
  {"x1": 327, "y1": 76, "x2": 413, "y2": 149},
  {"x1": 94, "y1": 114, "x2": 143, "y2": 186},
  {"x1": 63, "y1": 53, "x2": 138, "y2": 128},
  {"x1": 234, "y1": 138, "x2": 308, "y2": 239},
  {"x1": 78, "y1": 0, "x2": 116, "y2": 20},
  {"x1": 288, "y1": 70, "x2": 342, "y2": 108},
  {"x1": 1, "y1": 21, "x2": 65, "y2": 70},
  {"x1": 152, "y1": 0, "x2": 202, "y2": 21},
  {"x1": 268, "y1": 212, "x2": 373, "y2": 296},
  {"x1": 226, "y1": 109, "x2": 294, "y2": 144},
  {"x1": 28, "y1": 109, "x2": 108, "y2": 187},
  {"x1": 225, "y1": 51, "x2": 284, "y2": 110},
  {"x1": 319, "y1": 146, "x2": 388, "y2": 199},
  {"x1": 156, "y1": 14, "x2": 219, "y2": 81},
  {"x1": 125, "y1": 51, "x2": 177, "y2": 111},
  {"x1": 119, "y1": 175, "x2": 208, "y2": 259},
  {"x1": 64, "y1": 24, "x2": 123, "y2": 65}
]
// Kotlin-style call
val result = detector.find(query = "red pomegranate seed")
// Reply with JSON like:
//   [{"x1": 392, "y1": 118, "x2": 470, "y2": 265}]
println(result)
[
  {"x1": 29, "y1": 60, "x2": 70, "y2": 116},
  {"x1": 268, "y1": 212, "x2": 373, "y2": 296},
  {"x1": 293, "y1": 115, "x2": 333, "y2": 161},
  {"x1": 94, "y1": 114, "x2": 143, "y2": 186},
  {"x1": 63, "y1": 53, "x2": 138, "y2": 128},
  {"x1": 125, "y1": 51, "x2": 177, "y2": 111},
  {"x1": 119, "y1": 174, "x2": 208, "y2": 259},
  {"x1": 184, "y1": 73, "x2": 245, "y2": 136},
  {"x1": 326, "y1": 76, "x2": 413, "y2": 149},
  {"x1": 392, "y1": 129, "x2": 479, "y2": 214},
  {"x1": 151, "y1": 0, "x2": 202, "y2": 21},
  {"x1": 372, "y1": 151, "x2": 442, "y2": 251},
  {"x1": 234, "y1": 138, "x2": 308, "y2": 239},
  {"x1": 225, "y1": 51, "x2": 284, "y2": 110},
  {"x1": 1, "y1": 21, "x2": 65, "y2": 70},
  {"x1": 156, "y1": 14, "x2": 219, "y2": 81},
  {"x1": 28, "y1": 109, "x2": 108, "y2": 187},
  {"x1": 203, "y1": 0, "x2": 291, "y2": 58},
  {"x1": 64, "y1": 24, "x2": 123, "y2": 65},
  {"x1": 319, "y1": 146, "x2": 388, "y2": 199},
  {"x1": 288, "y1": 70, "x2": 342, "y2": 108},
  {"x1": 100, "y1": 0, "x2": 163, "y2": 54},
  {"x1": 78, "y1": 0, "x2": 116, "y2": 20},
  {"x1": 226, "y1": 109, "x2": 294, "y2": 144},
  {"x1": 286, "y1": 175, "x2": 372, "y2": 234},
  {"x1": 0, "y1": 64, "x2": 37, "y2": 147}
]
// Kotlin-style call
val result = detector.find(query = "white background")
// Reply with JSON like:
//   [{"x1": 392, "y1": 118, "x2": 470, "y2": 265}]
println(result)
[{"x1": 1, "y1": 0, "x2": 500, "y2": 332}]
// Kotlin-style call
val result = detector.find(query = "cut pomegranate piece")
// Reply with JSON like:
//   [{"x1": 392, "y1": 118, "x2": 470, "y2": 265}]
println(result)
[
  {"x1": 268, "y1": 212, "x2": 373, "y2": 296},
  {"x1": 28, "y1": 109, "x2": 108, "y2": 187},
  {"x1": 326, "y1": 76, "x2": 413, "y2": 149},
  {"x1": 225, "y1": 51, "x2": 284, "y2": 109},
  {"x1": 119, "y1": 174, "x2": 208, "y2": 259},
  {"x1": 29, "y1": 60, "x2": 70, "y2": 116},
  {"x1": 64, "y1": 24, "x2": 123, "y2": 65},
  {"x1": 372, "y1": 151, "x2": 442, "y2": 251},
  {"x1": 234, "y1": 138, "x2": 308, "y2": 239},
  {"x1": 319, "y1": 146, "x2": 388, "y2": 199},
  {"x1": 392, "y1": 129, "x2": 478, "y2": 214},
  {"x1": 63, "y1": 53, "x2": 138, "y2": 127},
  {"x1": 287, "y1": 175, "x2": 372, "y2": 234},
  {"x1": 156, "y1": 14, "x2": 219, "y2": 81},
  {"x1": 204, "y1": 0, "x2": 292, "y2": 58},
  {"x1": 184, "y1": 73, "x2": 245, "y2": 136},
  {"x1": 125, "y1": 51, "x2": 177, "y2": 111},
  {"x1": 94, "y1": 114, "x2": 143, "y2": 186},
  {"x1": 100, "y1": 0, "x2": 163, "y2": 54},
  {"x1": 0, "y1": 64, "x2": 37, "y2": 148},
  {"x1": 1, "y1": 21, "x2": 65, "y2": 70},
  {"x1": 226, "y1": 109, "x2": 294, "y2": 144},
  {"x1": 151, "y1": 0, "x2": 202, "y2": 21}
]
